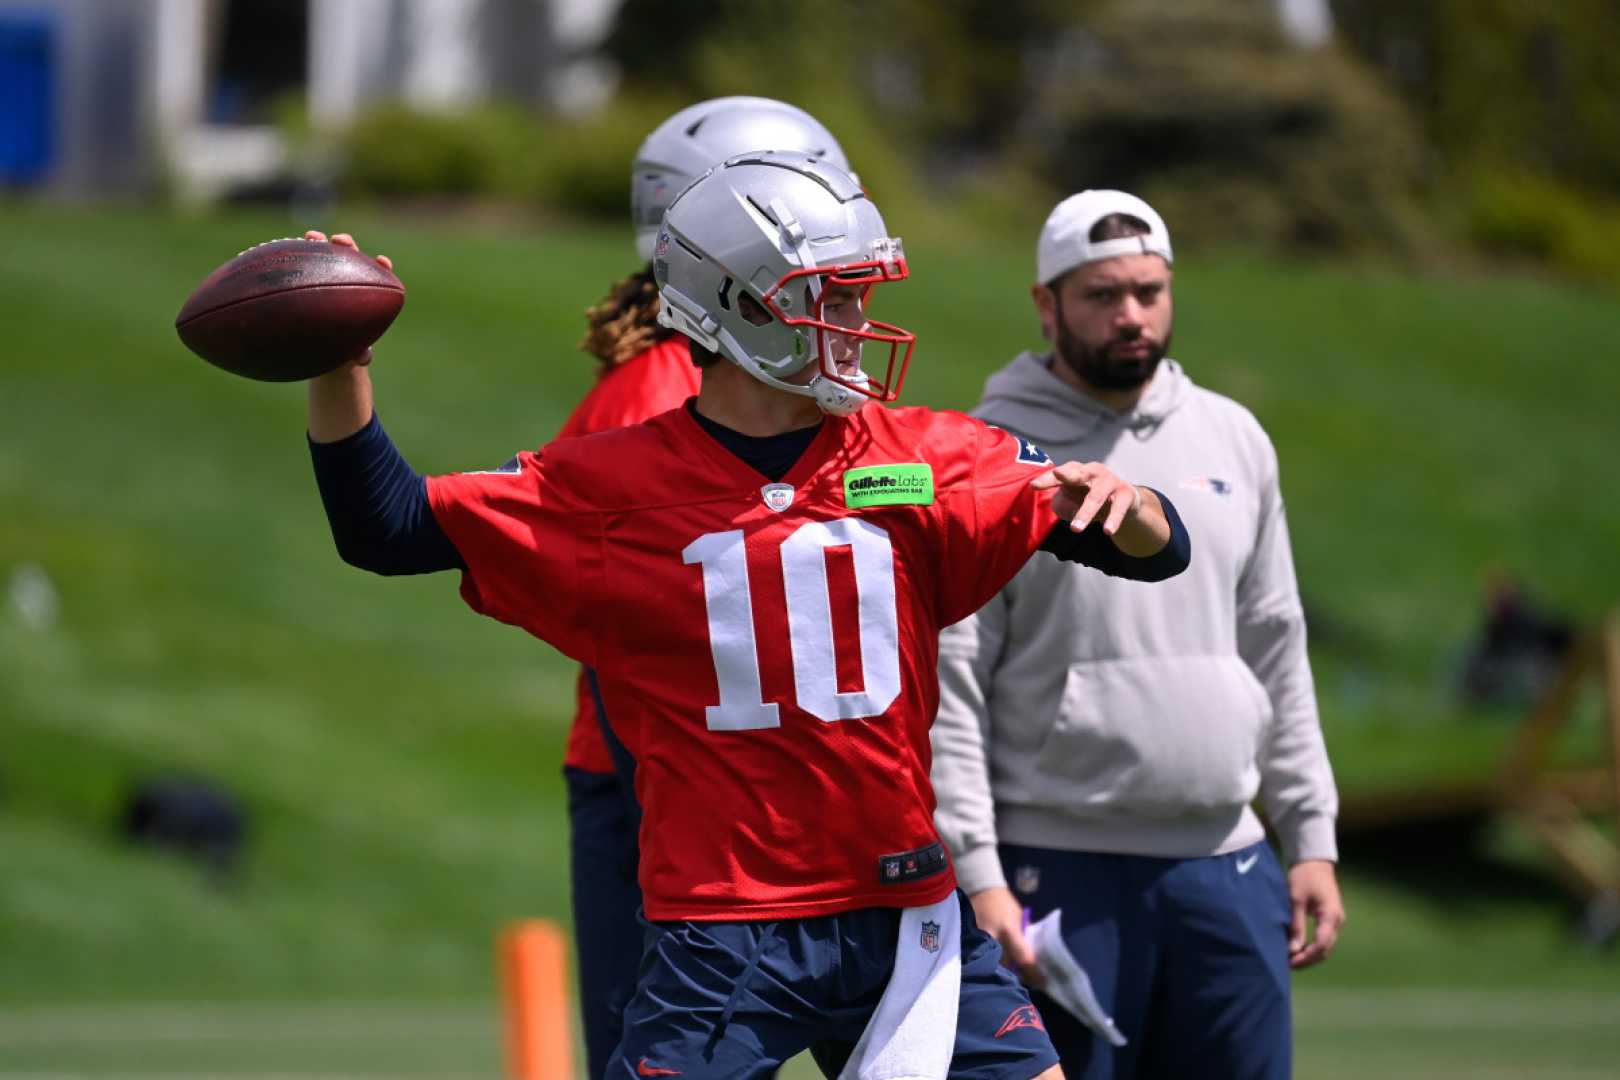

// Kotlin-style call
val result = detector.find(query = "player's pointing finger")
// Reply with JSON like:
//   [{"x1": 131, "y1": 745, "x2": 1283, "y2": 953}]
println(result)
[
  {"x1": 1029, "y1": 469, "x2": 1062, "y2": 490},
  {"x1": 1030, "y1": 461, "x2": 1096, "y2": 490},
  {"x1": 1101, "y1": 486, "x2": 1135, "y2": 535},
  {"x1": 1069, "y1": 484, "x2": 1114, "y2": 533}
]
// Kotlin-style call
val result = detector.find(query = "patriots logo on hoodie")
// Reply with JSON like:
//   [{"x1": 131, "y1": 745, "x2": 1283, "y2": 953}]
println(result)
[{"x1": 1179, "y1": 475, "x2": 1232, "y2": 496}]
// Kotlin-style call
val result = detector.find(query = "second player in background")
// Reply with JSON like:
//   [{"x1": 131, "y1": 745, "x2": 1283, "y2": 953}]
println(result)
[{"x1": 555, "y1": 97, "x2": 854, "y2": 1080}]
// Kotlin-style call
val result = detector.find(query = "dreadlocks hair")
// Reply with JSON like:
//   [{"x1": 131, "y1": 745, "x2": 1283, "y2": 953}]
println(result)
[{"x1": 579, "y1": 265, "x2": 676, "y2": 372}]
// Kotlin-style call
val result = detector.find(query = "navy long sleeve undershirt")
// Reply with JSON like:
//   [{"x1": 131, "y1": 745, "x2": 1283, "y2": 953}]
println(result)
[
  {"x1": 308, "y1": 413, "x2": 463, "y2": 575},
  {"x1": 309, "y1": 408, "x2": 1190, "y2": 581},
  {"x1": 1045, "y1": 485, "x2": 1190, "y2": 581}
]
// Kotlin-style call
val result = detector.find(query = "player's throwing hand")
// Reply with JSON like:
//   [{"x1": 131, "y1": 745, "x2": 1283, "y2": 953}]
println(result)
[{"x1": 302, "y1": 229, "x2": 391, "y2": 369}]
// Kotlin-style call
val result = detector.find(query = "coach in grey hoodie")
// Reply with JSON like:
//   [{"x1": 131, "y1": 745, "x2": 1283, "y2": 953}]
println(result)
[{"x1": 932, "y1": 190, "x2": 1343, "y2": 1079}]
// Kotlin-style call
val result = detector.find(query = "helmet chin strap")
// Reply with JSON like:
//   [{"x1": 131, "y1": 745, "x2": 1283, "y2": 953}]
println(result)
[{"x1": 808, "y1": 373, "x2": 868, "y2": 416}]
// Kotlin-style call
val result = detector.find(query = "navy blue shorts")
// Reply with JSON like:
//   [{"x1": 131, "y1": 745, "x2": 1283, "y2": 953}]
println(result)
[
  {"x1": 607, "y1": 891, "x2": 1060, "y2": 1079},
  {"x1": 1002, "y1": 840, "x2": 1292, "y2": 1080}
]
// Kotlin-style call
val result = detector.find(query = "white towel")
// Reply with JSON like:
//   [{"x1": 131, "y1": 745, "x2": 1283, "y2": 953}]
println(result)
[
  {"x1": 839, "y1": 895, "x2": 962, "y2": 1080},
  {"x1": 1025, "y1": 908, "x2": 1127, "y2": 1047}
]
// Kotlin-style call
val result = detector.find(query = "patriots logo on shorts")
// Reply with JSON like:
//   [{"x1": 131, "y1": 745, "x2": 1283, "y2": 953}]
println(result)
[
  {"x1": 994, "y1": 1003, "x2": 1046, "y2": 1039},
  {"x1": 920, "y1": 920, "x2": 941, "y2": 953}
]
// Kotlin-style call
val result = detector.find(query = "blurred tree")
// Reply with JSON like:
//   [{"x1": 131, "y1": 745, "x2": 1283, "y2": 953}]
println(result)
[
  {"x1": 602, "y1": 0, "x2": 1431, "y2": 255},
  {"x1": 852, "y1": 0, "x2": 1092, "y2": 161},
  {"x1": 1333, "y1": 0, "x2": 1620, "y2": 278},
  {"x1": 1005, "y1": 0, "x2": 1431, "y2": 253},
  {"x1": 1333, "y1": 0, "x2": 1620, "y2": 194},
  {"x1": 602, "y1": 0, "x2": 931, "y2": 224},
  {"x1": 602, "y1": 0, "x2": 733, "y2": 95}
]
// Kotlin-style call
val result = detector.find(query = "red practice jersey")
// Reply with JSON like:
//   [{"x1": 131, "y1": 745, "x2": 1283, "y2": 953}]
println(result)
[
  {"x1": 427, "y1": 404, "x2": 1058, "y2": 920},
  {"x1": 555, "y1": 337, "x2": 700, "y2": 773}
]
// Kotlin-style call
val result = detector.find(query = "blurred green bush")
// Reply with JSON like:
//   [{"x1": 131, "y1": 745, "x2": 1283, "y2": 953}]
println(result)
[
  {"x1": 1464, "y1": 172, "x2": 1620, "y2": 283},
  {"x1": 334, "y1": 96, "x2": 683, "y2": 219},
  {"x1": 339, "y1": 103, "x2": 540, "y2": 200}
]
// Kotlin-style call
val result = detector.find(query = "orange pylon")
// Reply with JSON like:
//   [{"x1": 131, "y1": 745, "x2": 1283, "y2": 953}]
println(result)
[{"x1": 500, "y1": 919, "x2": 573, "y2": 1080}]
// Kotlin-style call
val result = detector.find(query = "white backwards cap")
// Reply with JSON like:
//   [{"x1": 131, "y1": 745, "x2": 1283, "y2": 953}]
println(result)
[{"x1": 1036, "y1": 189, "x2": 1173, "y2": 285}]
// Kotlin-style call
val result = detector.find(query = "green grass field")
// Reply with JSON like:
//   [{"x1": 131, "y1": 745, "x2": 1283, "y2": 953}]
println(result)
[
  {"x1": 3, "y1": 988, "x2": 1618, "y2": 1079},
  {"x1": 2, "y1": 199, "x2": 1618, "y2": 1076}
]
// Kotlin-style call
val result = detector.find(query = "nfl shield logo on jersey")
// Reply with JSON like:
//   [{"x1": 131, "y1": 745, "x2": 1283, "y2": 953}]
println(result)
[
  {"x1": 1014, "y1": 865, "x2": 1040, "y2": 895},
  {"x1": 761, "y1": 483, "x2": 795, "y2": 512},
  {"x1": 920, "y1": 920, "x2": 941, "y2": 953}
]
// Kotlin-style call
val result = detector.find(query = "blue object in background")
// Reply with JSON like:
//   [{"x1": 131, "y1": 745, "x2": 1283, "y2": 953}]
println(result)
[{"x1": 0, "y1": 12, "x2": 55, "y2": 184}]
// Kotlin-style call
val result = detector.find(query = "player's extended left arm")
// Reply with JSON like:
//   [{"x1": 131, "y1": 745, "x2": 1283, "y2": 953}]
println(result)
[{"x1": 1034, "y1": 463, "x2": 1190, "y2": 581}]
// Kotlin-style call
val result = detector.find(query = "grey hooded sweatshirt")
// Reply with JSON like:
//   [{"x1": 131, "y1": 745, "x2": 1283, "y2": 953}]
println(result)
[{"x1": 932, "y1": 352, "x2": 1338, "y2": 895}]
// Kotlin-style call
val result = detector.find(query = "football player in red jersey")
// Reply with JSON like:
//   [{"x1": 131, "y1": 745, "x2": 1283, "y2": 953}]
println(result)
[
  {"x1": 560, "y1": 98, "x2": 855, "y2": 1080},
  {"x1": 300, "y1": 153, "x2": 1190, "y2": 1079}
]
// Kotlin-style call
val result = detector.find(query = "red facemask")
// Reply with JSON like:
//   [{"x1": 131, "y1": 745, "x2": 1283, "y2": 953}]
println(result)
[{"x1": 761, "y1": 240, "x2": 915, "y2": 402}]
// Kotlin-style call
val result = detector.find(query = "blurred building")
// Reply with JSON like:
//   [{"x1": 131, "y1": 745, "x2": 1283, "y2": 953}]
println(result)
[{"x1": 0, "y1": 0, "x2": 620, "y2": 200}]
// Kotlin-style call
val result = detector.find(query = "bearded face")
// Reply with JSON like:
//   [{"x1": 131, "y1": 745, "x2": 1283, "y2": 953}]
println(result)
[
  {"x1": 1053, "y1": 310, "x2": 1171, "y2": 391},
  {"x1": 1042, "y1": 253, "x2": 1173, "y2": 395}
]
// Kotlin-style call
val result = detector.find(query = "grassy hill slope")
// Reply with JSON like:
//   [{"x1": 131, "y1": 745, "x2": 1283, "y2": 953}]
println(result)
[{"x1": 2, "y1": 200, "x2": 1618, "y2": 1025}]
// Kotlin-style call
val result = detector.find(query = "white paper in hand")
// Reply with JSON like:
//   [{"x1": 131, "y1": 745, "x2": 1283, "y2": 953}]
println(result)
[{"x1": 1025, "y1": 909, "x2": 1128, "y2": 1047}]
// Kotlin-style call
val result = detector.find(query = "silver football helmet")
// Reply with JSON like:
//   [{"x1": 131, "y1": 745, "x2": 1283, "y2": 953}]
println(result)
[
  {"x1": 631, "y1": 97, "x2": 852, "y2": 261},
  {"x1": 653, "y1": 151, "x2": 913, "y2": 417}
]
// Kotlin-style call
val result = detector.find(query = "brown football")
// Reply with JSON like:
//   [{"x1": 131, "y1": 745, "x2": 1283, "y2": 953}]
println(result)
[{"x1": 175, "y1": 238, "x2": 406, "y2": 381}]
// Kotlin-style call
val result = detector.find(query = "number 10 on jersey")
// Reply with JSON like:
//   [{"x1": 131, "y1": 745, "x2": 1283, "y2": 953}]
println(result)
[{"x1": 683, "y1": 519, "x2": 902, "y2": 730}]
